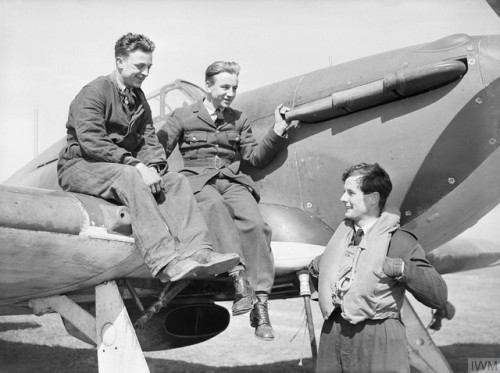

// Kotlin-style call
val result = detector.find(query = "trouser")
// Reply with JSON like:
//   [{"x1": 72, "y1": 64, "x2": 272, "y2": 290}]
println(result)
[
  {"x1": 194, "y1": 177, "x2": 275, "y2": 294},
  {"x1": 317, "y1": 309, "x2": 410, "y2": 373},
  {"x1": 57, "y1": 159, "x2": 211, "y2": 276}
]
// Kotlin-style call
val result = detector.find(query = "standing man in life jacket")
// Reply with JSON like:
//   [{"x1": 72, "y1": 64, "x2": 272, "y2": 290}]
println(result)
[{"x1": 308, "y1": 162, "x2": 448, "y2": 373}]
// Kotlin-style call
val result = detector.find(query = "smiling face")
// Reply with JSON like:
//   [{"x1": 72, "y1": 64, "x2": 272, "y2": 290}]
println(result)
[
  {"x1": 205, "y1": 72, "x2": 238, "y2": 109},
  {"x1": 340, "y1": 175, "x2": 378, "y2": 224},
  {"x1": 116, "y1": 50, "x2": 153, "y2": 89}
]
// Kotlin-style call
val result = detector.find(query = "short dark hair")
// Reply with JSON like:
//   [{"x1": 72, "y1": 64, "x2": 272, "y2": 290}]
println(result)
[
  {"x1": 342, "y1": 163, "x2": 392, "y2": 211},
  {"x1": 115, "y1": 33, "x2": 155, "y2": 58},
  {"x1": 205, "y1": 61, "x2": 241, "y2": 84}
]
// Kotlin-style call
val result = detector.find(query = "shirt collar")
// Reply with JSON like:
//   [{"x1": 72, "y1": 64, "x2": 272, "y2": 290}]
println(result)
[
  {"x1": 111, "y1": 71, "x2": 130, "y2": 93},
  {"x1": 203, "y1": 98, "x2": 224, "y2": 119},
  {"x1": 354, "y1": 218, "x2": 378, "y2": 234}
]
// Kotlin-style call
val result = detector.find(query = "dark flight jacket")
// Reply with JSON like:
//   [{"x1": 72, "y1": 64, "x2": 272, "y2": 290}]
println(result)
[{"x1": 58, "y1": 75, "x2": 167, "y2": 173}]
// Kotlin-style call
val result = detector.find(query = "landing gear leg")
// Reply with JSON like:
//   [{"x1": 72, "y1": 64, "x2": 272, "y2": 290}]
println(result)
[
  {"x1": 402, "y1": 297, "x2": 453, "y2": 373},
  {"x1": 95, "y1": 281, "x2": 150, "y2": 373},
  {"x1": 29, "y1": 280, "x2": 151, "y2": 373}
]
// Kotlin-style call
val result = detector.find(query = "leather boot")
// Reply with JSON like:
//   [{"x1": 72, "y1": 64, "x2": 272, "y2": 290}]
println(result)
[
  {"x1": 231, "y1": 270, "x2": 255, "y2": 316},
  {"x1": 250, "y1": 300, "x2": 274, "y2": 341}
]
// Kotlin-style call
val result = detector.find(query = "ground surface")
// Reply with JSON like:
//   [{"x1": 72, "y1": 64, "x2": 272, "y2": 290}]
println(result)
[{"x1": 1, "y1": 266, "x2": 499, "y2": 373}]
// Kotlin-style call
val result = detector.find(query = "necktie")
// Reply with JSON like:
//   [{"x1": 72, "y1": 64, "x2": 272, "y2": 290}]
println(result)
[
  {"x1": 352, "y1": 228, "x2": 364, "y2": 246},
  {"x1": 121, "y1": 88, "x2": 136, "y2": 109},
  {"x1": 214, "y1": 109, "x2": 224, "y2": 126}
]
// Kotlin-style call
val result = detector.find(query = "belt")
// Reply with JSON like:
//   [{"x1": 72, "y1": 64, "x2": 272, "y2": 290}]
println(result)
[{"x1": 183, "y1": 155, "x2": 232, "y2": 170}]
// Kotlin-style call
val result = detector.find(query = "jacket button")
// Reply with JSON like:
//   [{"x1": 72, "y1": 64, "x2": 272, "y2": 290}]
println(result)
[
  {"x1": 193, "y1": 137, "x2": 197, "y2": 140},
  {"x1": 216, "y1": 130, "x2": 220, "y2": 134}
]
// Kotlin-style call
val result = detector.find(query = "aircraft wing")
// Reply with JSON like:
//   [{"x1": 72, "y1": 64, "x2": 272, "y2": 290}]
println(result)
[
  {"x1": 427, "y1": 237, "x2": 500, "y2": 274},
  {"x1": 0, "y1": 183, "x2": 143, "y2": 305}
]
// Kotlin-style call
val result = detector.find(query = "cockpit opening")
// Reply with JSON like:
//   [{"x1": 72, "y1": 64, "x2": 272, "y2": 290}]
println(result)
[{"x1": 147, "y1": 80, "x2": 206, "y2": 125}]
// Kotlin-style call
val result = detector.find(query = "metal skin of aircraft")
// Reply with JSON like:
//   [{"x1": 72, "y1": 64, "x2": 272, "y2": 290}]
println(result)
[{"x1": 2, "y1": 33, "x2": 500, "y2": 372}]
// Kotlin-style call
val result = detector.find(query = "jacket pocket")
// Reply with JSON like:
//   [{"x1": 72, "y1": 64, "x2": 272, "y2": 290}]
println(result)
[
  {"x1": 226, "y1": 131, "x2": 241, "y2": 149},
  {"x1": 184, "y1": 131, "x2": 208, "y2": 143}
]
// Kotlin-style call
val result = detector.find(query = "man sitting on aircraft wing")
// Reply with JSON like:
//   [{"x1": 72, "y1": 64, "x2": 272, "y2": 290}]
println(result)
[
  {"x1": 57, "y1": 33, "x2": 239, "y2": 283},
  {"x1": 308, "y1": 163, "x2": 448, "y2": 373},
  {"x1": 157, "y1": 61, "x2": 290, "y2": 341}
]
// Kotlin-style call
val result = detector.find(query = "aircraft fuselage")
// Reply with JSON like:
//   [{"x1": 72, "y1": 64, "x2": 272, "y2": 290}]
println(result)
[{"x1": 2, "y1": 33, "x2": 500, "y2": 309}]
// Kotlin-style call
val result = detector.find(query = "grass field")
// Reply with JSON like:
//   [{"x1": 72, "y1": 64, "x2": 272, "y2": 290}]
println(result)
[{"x1": 0, "y1": 265, "x2": 499, "y2": 373}]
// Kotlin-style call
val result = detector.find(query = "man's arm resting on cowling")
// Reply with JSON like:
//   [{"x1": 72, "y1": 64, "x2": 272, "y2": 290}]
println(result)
[
  {"x1": 385, "y1": 231, "x2": 448, "y2": 309},
  {"x1": 239, "y1": 105, "x2": 289, "y2": 168},
  {"x1": 272, "y1": 104, "x2": 291, "y2": 137}
]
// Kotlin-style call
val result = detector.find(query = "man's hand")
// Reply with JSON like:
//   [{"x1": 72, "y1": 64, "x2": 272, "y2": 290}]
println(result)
[
  {"x1": 308, "y1": 255, "x2": 322, "y2": 278},
  {"x1": 382, "y1": 257, "x2": 404, "y2": 278},
  {"x1": 273, "y1": 104, "x2": 291, "y2": 137},
  {"x1": 135, "y1": 163, "x2": 163, "y2": 195}
]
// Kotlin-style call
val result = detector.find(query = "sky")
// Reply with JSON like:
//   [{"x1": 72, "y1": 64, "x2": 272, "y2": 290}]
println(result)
[{"x1": 1, "y1": 0, "x2": 500, "y2": 183}]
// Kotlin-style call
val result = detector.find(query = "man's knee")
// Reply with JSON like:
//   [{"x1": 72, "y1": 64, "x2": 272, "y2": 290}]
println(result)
[
  {"x1": 243, "y1": 212, "x2": 269, "y2": 234},
  {"x1": 200, "y1": 196, "x2": 232, "y2": 217},
  {"x1": 111, "y1": 166, "x2": 153, "y2": 198},
  {"x1": 120, "y1": 165, "x2": 145, "y2": 184}
]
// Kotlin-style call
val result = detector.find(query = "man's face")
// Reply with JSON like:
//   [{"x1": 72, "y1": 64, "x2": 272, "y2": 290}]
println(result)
[
  {"x1": 116, "y1": 50, "x2": 153, "y2": 88},
  {"x1": 205, "y1": 72, "x2": 238, "y2": 109},
  {"x1": 340, "y1": 176, "x2": 373, "y2": 223}
]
